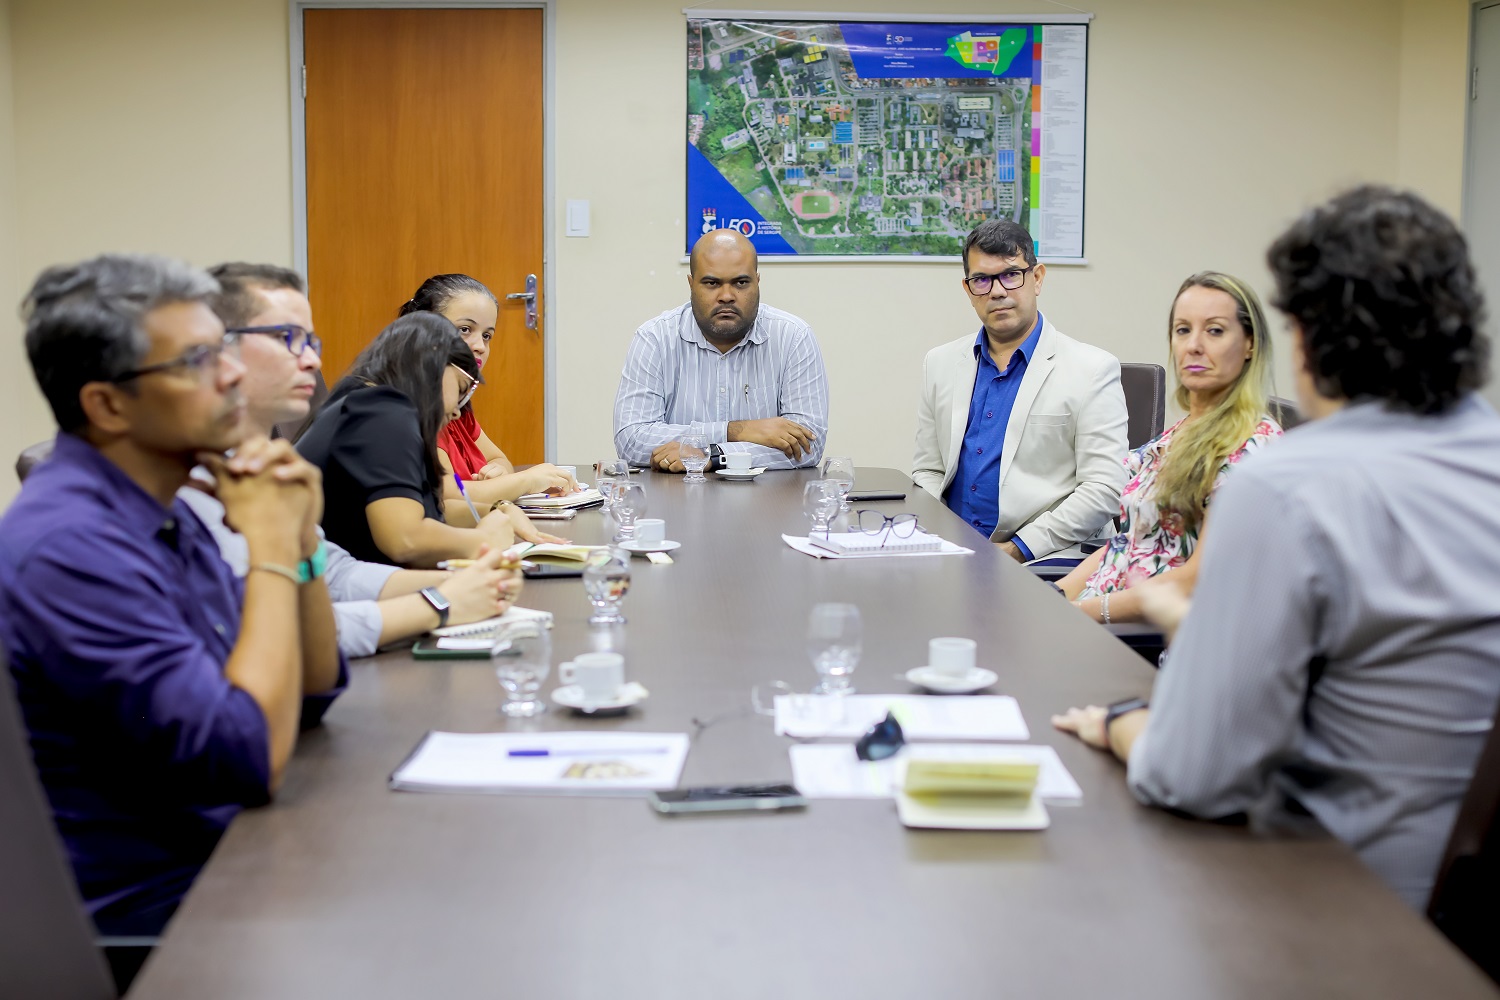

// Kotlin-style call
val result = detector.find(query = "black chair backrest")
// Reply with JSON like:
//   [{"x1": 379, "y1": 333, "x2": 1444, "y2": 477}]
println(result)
[
  {"x1": 1270, "y1": 395, "x2": 1303, "y2": 431},
  {"x1": 273, "y1": 368, "x2": 330, "y2": 443},
  {"x1": 0, "y1": 661, "x2": 116, "y2": 999},
  {"x1": 1428, "y1": 692, "x2": 1500, "y2": 983},
  {"x1": 16, "y1": 439, "x2": 55, "y2": 484},
  {"x1": 1120, "y1": 363, "x2": 1166, "y2": 449}
]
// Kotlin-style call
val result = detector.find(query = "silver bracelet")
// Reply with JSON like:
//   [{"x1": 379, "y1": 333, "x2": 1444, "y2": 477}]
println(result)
[{"x1": 1101, "y1": 593, "x2": 1112, "y2": 624}]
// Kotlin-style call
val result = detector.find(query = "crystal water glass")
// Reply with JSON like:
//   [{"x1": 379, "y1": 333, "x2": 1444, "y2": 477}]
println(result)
[
  {"x1": 807, "y1": 603, "x2": 862, "y2": 695},
  {"x1": 821, "y1": 456, "x2": 856, "y2": 510},
  {"x1": 680, "y1": 431, "x2": 709, "y2": 483},
  {"x1": 803, "y1": 479, "x2": 840, "y2": 536},
  {"x1": 494, "y1": 621, "x2": 551, "y2": 717},
  {"x1": 596, "y1": 459, "x2": 629, "y2": 515},
  {"x1": 614, "y1": 482, "x2": 647, "y2": 542},
  {"x1": 583, "y1": 546, "x2": 632, "y2": 625}
]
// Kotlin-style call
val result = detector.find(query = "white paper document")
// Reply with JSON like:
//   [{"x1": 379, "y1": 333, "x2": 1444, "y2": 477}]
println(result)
[
  {"x1": 789, "y1": 743, "x2": 1082, "y2": 803},
  {"x1": 390, "y1": 731, "x2": 689, "y2": 796},
  {"x1": 782, "y1": 534, "x2": 974, "y2": 560},
  {"x1": 774, "y1": 694, "x2": 1029, "y2": 741}
]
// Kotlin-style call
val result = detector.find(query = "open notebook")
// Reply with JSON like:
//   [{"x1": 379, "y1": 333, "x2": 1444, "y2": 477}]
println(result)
[
  {"x1": 428, "y1": 606, "x2": 553, "y2": 650},
  {"x1": 517, "y1": 487, "x2": 604, "y2": 510},
  {"x1": 507, "y1": 542, "x2": 606, "y2": 563}
]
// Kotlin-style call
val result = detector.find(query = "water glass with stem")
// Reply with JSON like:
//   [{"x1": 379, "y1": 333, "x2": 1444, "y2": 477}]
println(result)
[
  {"x1": 821, "y1": 456, "x2": 856, "y2": 511},
  {"x1": 582, "y1": 546, "x2": 632, "y2": 625},
  {"x1": 596, "y1": 458, "x2": 630, "y2": 515},
  {"x1": 494, "y1": 621, "x2": 552, "y2": 717},
  {"x1": 807, "y1": 603, "x2": 862, "y2": 695},
  {"x1": 680, "y1": 430, "x2": 710, "y2": 483},
  {"x1": 613, "y1": 481, "x2": 648, "y2": 542},
  {"x1": 803, "y1": 479, "x2": 841, "y2": 537}
]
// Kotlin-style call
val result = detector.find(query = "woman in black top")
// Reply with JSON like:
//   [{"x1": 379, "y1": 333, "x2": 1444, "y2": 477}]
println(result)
[{"x1": 297, "y1": 313, "x2": 515, "y2": 567}]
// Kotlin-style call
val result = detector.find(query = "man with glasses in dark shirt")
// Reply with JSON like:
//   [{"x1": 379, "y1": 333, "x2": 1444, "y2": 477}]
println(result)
[
  {"x1": 913, "y1": 219, "x2": 1127, "y2": 560},
  {"x1": 0, "y1": 254, "x2": 344, "y2": 937}
]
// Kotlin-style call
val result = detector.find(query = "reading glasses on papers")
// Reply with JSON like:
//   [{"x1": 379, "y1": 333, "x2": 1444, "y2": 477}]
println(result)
[
  {"x1": 963, "y1": 266, "x2": 1034, "y2": 296},
  {"x1": 226, "y1": 323, "x2": 322, "y2": 358},
  {"x1": 855, "y1": 509, "x2": 920, "y2": 548},
  {"x1": 111, "y1": 331, "x2": 242, "y2": 384}
]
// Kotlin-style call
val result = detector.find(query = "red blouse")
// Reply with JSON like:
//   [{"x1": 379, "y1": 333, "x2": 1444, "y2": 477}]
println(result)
[{"x1": 438, "y1": 410, "x2": 487, "y2": 481}]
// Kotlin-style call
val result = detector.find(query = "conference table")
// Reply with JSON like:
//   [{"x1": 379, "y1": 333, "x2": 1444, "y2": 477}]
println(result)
[{"x1": 129, "y1": 467, "x2": 1498, "y2": 999}]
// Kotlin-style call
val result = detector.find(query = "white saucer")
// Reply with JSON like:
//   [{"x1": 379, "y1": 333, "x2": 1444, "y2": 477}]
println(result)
[
  {"x1": 551, "y1": 681, "x2": 649, "y2": 714},
  {"x1": 621, "y1": 539, "x2": 682, "y2": 555},
  {"x1": 715, "y1": 468, "x2": 766, "y2": 481},
  {"x1": 905, "y1": 666, "x2": 998, "y2": 694}
]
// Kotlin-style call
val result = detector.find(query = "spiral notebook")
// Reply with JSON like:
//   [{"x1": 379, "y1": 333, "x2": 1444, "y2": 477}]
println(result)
[
  {"x1": 428, "y1": 606, "x2": 553, "y2": 651},
  {"x1": 807, "y1": 530, "x2": 941, "y2": 555}
]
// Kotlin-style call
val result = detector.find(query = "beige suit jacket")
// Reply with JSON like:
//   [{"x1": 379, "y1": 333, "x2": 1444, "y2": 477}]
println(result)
[{"x1": 911, "y1": 319, "x2": 1129, "y2": 558}]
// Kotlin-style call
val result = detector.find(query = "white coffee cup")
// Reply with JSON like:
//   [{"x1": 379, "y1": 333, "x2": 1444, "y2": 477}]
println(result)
[
  {"x1": 929, "y1": 637, "x2": 977, "y2": 677},
  {"x1": 635, "y1": 518, "x2": 666, "y2": 545},
  {"x1": 723, "y1": 452, "x2": 754, "y2": 472},
  {"x1": 559, "y1": 652, "x2": 625, "y2": 704}
]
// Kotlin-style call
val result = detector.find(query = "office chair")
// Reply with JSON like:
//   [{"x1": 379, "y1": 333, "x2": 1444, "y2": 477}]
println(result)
[
  {"x1": 1120, "y1": 363, "x2": 1166, "y2": 449},
  {"x1": 0, "y1": 659, "x2": 118, "y2": 999},
  {"x1": 1427, "y1": 691, "x2": 1500, "y2": 983},
  {"x1": 15, "y1": 439, "x2": 55, "y2": 484},
  {"x1": 1270, "y1": 395, "x2": 1303, "y2": 431}
]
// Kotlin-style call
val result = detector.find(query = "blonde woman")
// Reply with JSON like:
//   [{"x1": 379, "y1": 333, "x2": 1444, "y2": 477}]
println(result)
[{"x1": 1058, "y1": 272, "x2": 1283, "y2": 623}]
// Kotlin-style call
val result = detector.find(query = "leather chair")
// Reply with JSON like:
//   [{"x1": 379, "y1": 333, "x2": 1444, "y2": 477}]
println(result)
[
  {"x1": 1120, "y1": 363, "x2": 1166, "y2": 449},
  {"x1": 0, "y1": 659, "x2": 117, "y2": 999},
  {"x1": 15, "y1": 439, "x2": 55, "y2": 484},
  {"x1": 1427, "y1": 691, "x2": 1500, "y2": 983}
]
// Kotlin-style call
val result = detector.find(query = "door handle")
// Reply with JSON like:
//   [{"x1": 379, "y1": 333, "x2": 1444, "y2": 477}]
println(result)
[{"x1": 506, "y1": 274, "x2": 538, "y2": 331}]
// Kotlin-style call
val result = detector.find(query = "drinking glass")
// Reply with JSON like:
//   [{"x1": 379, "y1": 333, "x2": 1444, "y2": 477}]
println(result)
[
  {"x1": 680, "y1": 431, "x2": 709, "y2": 483},
  {"x1": 614, "y1": 482, "x2": 648, "y2": 542},
  {"x1": 821, "y1": 456, "x2": 856, "y2": 510},
  {"x1": 494, "y1": 621, "x2": 551, "y2": 717},
  {"x1": 802, "y1": 479, "x2": 840, "y2": 536},
  {"x1": 583, "y1": 546, "x2": 632, "y2": 625},
  {"x1": 596, "y1": 459, "x2": 630, "y2": 515},
  {"x1": 807, "y1": 603, "x2": 862, "y2": 695}
]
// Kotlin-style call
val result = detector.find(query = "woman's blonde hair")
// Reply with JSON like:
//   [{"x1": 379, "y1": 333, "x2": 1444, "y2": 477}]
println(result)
[{"x1": 1152, "y1": 272, "x2": 1274, "y2": 528}]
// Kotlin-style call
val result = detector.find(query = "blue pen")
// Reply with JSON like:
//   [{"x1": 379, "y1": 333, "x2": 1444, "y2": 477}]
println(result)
[
  {"x1": 454, "y1": 473, "x2": 483, "y2": 525},
  {"x1": 508, "y1": 747, "x2": 671, "y2": 757}
]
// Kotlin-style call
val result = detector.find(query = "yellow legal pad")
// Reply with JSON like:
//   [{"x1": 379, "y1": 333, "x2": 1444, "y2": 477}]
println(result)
[{"x1": 894, "y1": 754, "x2": 1049, "y2": 830}]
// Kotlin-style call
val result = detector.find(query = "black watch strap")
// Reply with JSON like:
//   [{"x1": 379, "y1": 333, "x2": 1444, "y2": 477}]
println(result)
[
  {"x1": 420, "y1": 586, "x2": 451, "y2": 628},
  {"x1": 1104, "y1": 697, "x2": 1150, "y2": 739},
  {"x1": 708, "y1": 443, "x2": 725, "y2": 470}
]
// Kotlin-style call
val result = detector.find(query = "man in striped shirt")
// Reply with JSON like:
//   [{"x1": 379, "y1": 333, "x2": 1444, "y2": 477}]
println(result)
[{"x1": 613, "y1": 230, "x2": 829, "y2": 472}]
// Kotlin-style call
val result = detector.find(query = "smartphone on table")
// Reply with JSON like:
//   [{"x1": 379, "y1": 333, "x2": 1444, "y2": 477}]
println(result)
[{"x1": 649, "y1": 783, "x2": 807, "y2": 814}]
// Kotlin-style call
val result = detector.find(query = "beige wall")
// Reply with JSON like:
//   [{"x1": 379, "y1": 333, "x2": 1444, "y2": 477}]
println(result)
[{"x1": 0, "y1": 0, "x2": 1476, "y2": 498}]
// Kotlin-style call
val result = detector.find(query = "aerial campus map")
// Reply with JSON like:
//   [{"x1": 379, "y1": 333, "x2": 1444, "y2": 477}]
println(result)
[{"x1": 686, "y1": 19, "x2": 1083, "y2": 258}]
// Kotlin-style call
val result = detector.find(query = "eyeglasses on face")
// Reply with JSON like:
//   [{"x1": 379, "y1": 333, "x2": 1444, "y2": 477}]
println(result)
[
  {"x1": 111, "y1": 331, "x2": 242, "y2": 384},
  {"x1": 226, "y1": 324, "x2": 322, "y2": 358},
  {"x1": 449, "y1": 363, "x2": 480, "y2": 409},
  {"x1": 964, "y1": 266, "x2": 1034, "y2": 296}
]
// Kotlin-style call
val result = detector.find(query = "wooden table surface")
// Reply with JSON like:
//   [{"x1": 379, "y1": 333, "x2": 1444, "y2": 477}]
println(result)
[{"x1": 129, "y1": 467, "x2": 1498, "y2": 999}]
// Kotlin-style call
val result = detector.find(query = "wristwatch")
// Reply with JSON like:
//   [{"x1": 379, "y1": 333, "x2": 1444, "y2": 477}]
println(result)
[
  {"x1": 1104, "y1": 697, "x2": 1150, "y2": 742},
  {"x1": 419, "y1": 586, "x2": 451, "y2": 628},
  {"x1": 708, "y1": 443, "x2": 725, "y2": 471},
  {"x1": 297, "y1": 541, "x2": 328, "y2": 584}
]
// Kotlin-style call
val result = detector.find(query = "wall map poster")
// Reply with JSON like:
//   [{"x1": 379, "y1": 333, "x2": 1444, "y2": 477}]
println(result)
[{"x1": 686, "y1": 16, "x2": 1089, "y2": 259}]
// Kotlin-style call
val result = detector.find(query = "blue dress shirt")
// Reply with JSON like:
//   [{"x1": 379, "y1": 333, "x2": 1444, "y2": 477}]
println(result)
[
  {"x1": 0, "y1": 433, "x2": 343, "y2": 935},
  {"x1": 944, "y1": 314, "x2": 1045, "y2": 554}
]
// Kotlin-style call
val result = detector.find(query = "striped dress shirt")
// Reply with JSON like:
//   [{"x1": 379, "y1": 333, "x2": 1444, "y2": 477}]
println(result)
[
  {"x1": 612, "y1": 302, "x2": 829, "y2": 470},
  {"x1": 1128, "y1": 396, "x2": 1500, "y2": 908}
]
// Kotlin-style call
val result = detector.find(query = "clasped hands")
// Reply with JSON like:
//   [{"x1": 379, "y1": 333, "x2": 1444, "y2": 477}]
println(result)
[
  {"x1": 651, "y1": 417, "x2": 815, "y2": 472},
  {"x1": 199, "y1": 437, "x2": 322, "y2": 561}
]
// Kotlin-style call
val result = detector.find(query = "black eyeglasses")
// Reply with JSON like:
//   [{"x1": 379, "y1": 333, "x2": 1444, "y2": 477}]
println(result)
[
  {"x1": 111, "y1": 332, "x2": 242, "y2": 384},
  {"x1": 226, "y1": 324, "x2": 322, "y2": 357},
  {"x1": 450, "y1": 364, "x2": 480, "y2": 409},
  {"x1": 964, "y1": 266, "x2": 1034, "y2": 295},
  {"x1": 855, "y1": 711, "x2": 906, "y2": 762},
  {"x1": 855, "y1": 509, "x2": 920, "y2": 548}
]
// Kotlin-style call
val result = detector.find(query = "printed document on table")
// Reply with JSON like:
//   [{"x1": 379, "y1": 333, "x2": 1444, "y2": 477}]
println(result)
[
  {"x1": 390, "y1": 731, "x2": 689, "y2": 796},
  {"x1": 782, "y1": 534, "x2": 974, "y2": 559},
  {"x1": 789, "y1": 743, "x2": 1081, "y2": 803},
  {"x1": 774, "y1": 694, "x2": 1028, "y2": 741}
]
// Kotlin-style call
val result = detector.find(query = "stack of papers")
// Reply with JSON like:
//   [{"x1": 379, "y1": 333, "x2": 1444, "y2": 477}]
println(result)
[
  {"x1": 517, "y1": 487, "x2": 604, "y2": 510},
  {"x1": 774, "y1": 694, "x2": 1029, "y2": 741},
  {"x1": 390, "y1": 731, "x2": 690, "y2": 795},
  {"x1": 782, "y1": 534, "x2": 973, "y2": 559},
  {"x1": 808, "y1": 531, "x2": 942, "y2": 555}
]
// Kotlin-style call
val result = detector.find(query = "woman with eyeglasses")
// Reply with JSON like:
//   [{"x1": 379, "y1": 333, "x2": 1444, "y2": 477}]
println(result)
[
  {"x1": 295, "y1": 312, "x2": 518, "y2": 567},
  {"x1": 1055, "y1": 272, "x2": 1284, "y2": 623},
  {"x1": 398, "y1": 275, "x2": 579, "y2": 517}
]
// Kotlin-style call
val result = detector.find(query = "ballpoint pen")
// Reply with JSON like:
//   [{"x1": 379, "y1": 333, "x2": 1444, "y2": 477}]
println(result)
[
  {"x1": 507, "y1": 747, "x2": 671, "y2": 757},
  {"x1": 454, "y1": 473, "x2": 483, "y2": 525}
]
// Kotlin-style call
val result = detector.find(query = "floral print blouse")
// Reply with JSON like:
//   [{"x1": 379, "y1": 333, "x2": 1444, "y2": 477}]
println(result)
[{"x1": 1078, "y1": 415, "x2": 1283, "y2": 598}]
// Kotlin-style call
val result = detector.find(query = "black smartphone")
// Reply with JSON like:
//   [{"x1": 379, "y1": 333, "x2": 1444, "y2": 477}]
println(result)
[
  {"x1": 846, "y1": 491, "x2": 906, "y2": 502},
  {"x1": 520, "y1": 560, "x2": 585, "y2": 579},
  {"x1": 649, "y1": 783, "x2": 807, "y2": 814}
]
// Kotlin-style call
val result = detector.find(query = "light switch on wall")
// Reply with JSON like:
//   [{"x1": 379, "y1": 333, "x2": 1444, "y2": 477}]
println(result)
[{"x1": 565, "y1": 199, "x2": 590, "y2": 237}]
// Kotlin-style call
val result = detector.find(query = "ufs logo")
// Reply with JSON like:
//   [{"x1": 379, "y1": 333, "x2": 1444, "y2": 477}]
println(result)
[{"x1": 701, "y1": 208, "x2": 757, "y2": 237}]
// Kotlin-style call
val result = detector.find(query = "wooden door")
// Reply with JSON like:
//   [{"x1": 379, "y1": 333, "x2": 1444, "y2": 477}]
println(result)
[{"x1": 304, "y1": 7, "x2": 545, "y2": 461}]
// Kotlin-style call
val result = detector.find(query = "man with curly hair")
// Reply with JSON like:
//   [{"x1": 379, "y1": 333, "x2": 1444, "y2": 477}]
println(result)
[{"x1": 1053, "y1": 185, "x2": 1500, "y2": 910}]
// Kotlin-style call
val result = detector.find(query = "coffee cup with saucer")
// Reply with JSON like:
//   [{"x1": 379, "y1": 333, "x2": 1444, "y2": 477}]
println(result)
[
  {"x1": 621, "y1": 519, "x2": 682, "y2": 555},
  {"x1": 553, "y1": 652, "x2": 649, "y2": 714},
  {"x1": 905, "y1": 637, "x2": 996, "y2": 694}
]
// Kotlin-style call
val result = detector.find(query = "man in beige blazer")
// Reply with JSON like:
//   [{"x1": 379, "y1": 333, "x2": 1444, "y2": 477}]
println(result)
[{"x1": 913, "y1": 219, "x2": 1128, "y2": 560}]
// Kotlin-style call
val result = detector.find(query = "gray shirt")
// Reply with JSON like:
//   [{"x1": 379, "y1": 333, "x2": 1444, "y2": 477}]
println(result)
[
  {"x1": 612, "y1": 302, "x2": 829, "y2": 470},
  {"x1": 1128, "y1": 395, "x2": 1500, "y2": 908},
  {"x1": 177, "y1": 487, "x2": 399, "y2": 659}
]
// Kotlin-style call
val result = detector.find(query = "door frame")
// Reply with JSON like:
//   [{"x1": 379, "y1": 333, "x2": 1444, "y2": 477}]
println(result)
[
  {"x1": 1463, "y1": 0, "x2": 1499, "y2": 222},
  {"x1": 288, "y1": 0, "x2": 559, "y2": 461}
]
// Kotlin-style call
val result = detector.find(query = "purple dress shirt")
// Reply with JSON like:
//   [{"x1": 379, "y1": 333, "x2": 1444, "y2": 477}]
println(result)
[{"x1": 0, "y1": 432, "x2": 341, "y2": 935}]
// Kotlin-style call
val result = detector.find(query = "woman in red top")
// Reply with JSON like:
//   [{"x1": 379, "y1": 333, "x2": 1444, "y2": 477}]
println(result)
[{"x1": 398, "y1": 275, "x2": 578, "y2": 523}]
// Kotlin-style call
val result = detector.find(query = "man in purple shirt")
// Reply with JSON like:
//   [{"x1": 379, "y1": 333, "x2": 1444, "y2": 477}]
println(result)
[{"x1": 0, "y1": 254, "x2": 344, "y2": 936}]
